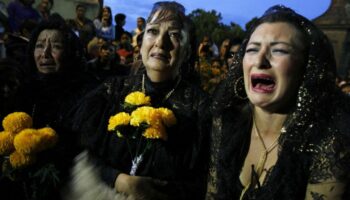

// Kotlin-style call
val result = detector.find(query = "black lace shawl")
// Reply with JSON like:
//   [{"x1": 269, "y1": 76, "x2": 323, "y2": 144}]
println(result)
[
  {"x1": 207, "y1": 5, "x2": 350, "y2": 200},
  {"x1": 71, "y1": 73, "x2": 211, "y2": 199}
]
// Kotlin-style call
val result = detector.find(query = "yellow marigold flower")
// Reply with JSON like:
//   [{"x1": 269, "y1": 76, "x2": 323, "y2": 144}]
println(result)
[
  {"x1": 2, "y1": 112, "x2": 33, "y2": 134},
  {"x1": 37, "y1": 127, "x2": 58, "y2": 151},
  {"x1": 130, "y1": 106, "x2": 161, "y2": 127},
  {"x1": 0, "y1": 131, "x2": 15, "y2": 155},
  {"x1": 125, "y1": 91, "x2": 151, "y2": 106},
  {"x1": 143, "y1": 124, "x2": 167, "y2": 141},
  {"x1": 108, "y1": 112, "x2": 131, "y2": 131},
  {"x1": 14, "y1": 129, "x2": 42, "y2": 154},
  {"x1": 9, "y1": 151, "x2": 36, "y2": 169},
  {"x1": 157, "y1": 108, "x2": 177, "y2": 127}
]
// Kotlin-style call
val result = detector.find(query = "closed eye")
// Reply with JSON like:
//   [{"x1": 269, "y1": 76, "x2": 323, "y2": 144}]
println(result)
[
  {"x1": 169, "y1": 31, "x2": 181, "y2": 39},
  {"x1": 245, "y1": 48, "x2": 258, "y2": 53},
  {"x1": 35, "y1": 43, "x2": 44, "y2": 49},
  {"x1": 52, "y1": 44, "x2": 63, "y2": 50},
  {"x1": 271, "y1": 49, "x2": 289, "y2": 54}
]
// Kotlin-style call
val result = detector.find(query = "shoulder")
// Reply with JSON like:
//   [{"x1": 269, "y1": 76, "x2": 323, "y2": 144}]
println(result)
[
  {"x1": 70, "y1": 76, "x2": 131, "y2": 128},
  {"x1": 308, "y1": 120, "x2": 350, "y2": 184},
  {"x1": 85, "y1": 76, "x2": 132, "y2": 98},
  {"x1": 179, "y1": 79, "x2": 210, "y2": 102}
]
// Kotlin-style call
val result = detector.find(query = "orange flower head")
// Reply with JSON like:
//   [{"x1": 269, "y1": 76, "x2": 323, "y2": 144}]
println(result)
[
  {"x1": 0, "y1": 131, "x2": 15, "y2": 155},
  {"x1": 9, "y1": 151, "x2": 36, "y2": 169},
  {"x1": 2, "y1": 112, "x2": 33, "y2": 134}
]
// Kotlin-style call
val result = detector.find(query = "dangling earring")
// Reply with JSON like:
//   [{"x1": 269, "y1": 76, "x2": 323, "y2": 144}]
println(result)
[{"x1": 234, "y1": 76, "x2": 247, "y2": 100}]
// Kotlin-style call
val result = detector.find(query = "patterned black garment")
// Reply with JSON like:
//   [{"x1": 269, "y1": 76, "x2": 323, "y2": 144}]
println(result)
[
  {"x1": 71, "y1": 72, "x2": 211, "y2": 200},
  {"x1": 0, "y1": 16, "x2": 98, "y2": 200},
  {"x1": 206, "y1": 5, "x2": 350, "y2": 200},
  {"x1": 0, "y1": 72, "x2": 95, "y2": 200}
]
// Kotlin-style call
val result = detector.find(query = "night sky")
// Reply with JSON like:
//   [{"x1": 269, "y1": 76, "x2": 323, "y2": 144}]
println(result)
[{"x1": 105, "y1": 0, "x2": 331, "y2": 32}]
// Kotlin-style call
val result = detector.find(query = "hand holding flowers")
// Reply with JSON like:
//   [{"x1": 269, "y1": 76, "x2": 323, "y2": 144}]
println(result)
[{"x1": 108, "y1": 91, "x2": 177, "y2": 175}]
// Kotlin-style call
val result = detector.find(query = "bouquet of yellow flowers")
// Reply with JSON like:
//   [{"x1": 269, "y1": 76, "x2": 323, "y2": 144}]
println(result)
[
  {"x1": 0, "y1": 112, "x2": 59, "y2": 199},
  {"x1": 108, "y1": 91, "x2": 177, "y2": 175}
]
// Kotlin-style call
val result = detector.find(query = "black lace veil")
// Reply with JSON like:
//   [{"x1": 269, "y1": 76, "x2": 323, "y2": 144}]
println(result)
[{"x1": 212, "y1": 5, "x2": 350, "y2": 199}]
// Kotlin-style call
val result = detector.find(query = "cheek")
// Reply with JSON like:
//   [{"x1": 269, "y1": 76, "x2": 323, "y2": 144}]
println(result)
[
  {"x1": 242, "y1": 56, "x2": 252, "y2": 88},
  {"x1": 171, "y1": 44, "x2": 181, "y2": 55},
  {"x1": 140, "y1": 45, "x2": 148, "y2": 58},
  {"x1": 278, "y1": 59, "x2": 301, "y2": 78},
  {"x1": 53, "y1": 52, "x2": 63, "y2": 64},
  {"x1": 242, "y1": 56, "x2": 251, "y2": 74},
  {"x1": 140, "y1": 37, "x2": 153, "y2": 54},
  {"x1": 277, "y1": 60, "x2": 303, "y2": 92},
  {"x1": 34, "y1": 50, "x2": 40, "y2": 62}
]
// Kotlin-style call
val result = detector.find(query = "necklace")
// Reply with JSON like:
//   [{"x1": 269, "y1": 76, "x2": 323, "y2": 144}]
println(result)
[
  {"x1": 253, "y1": 116, "x2": 280, "y2": 178},
  {"x1": 141, "y1": 74, "x2": 181, "y2": 103},
  {"x1": 240, "y1": 116, "x2": 282, "y2": 200},
  {"x1": 239, "y1": 117, "x2": 281, "y2": 200}
]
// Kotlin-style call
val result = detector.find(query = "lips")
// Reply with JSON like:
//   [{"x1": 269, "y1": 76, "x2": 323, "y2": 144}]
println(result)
[
  {"x1": 40, "y1": 63, "x2": 55, "y2": 66},
  {"x1": 251, "y1": 73, "x2": 276, "y2": 93},
  {"x1": 150, "y1": 52, "x2": 170, "y2": 61}
]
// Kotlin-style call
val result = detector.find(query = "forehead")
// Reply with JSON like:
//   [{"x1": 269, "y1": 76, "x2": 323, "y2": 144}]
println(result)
[
  {"x1": 148, "y1": 19, "x2": 182, "y2": 28},
  {"x1": 37, "y1": 29, "x2": 63, "y2": 41},
  {"x1": 149, "y1": 10, "x2": 184, "y2": 27},
  {"x1": 250, "y1": 22, "x2": 302, "y2": 45}
]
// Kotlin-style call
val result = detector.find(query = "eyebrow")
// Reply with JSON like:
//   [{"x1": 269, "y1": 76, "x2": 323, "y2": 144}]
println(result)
[
  {"x1": 147, "y1": 21, "x2": 182, "y2": 29},
  {"x1": 247, "y1": 41, "x2": 294, "y2": 47},
  {"x1": 36, "y1": 38, "x2": 62, "y2": 43}
]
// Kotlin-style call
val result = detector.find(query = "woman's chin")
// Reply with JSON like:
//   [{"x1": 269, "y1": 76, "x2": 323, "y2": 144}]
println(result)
[
  {"x1": 146, "y1": 69, "x2": 175, "y2": 82},
  {"x1": 37, "y1": 66, "x2": 59, "y2": 74}
]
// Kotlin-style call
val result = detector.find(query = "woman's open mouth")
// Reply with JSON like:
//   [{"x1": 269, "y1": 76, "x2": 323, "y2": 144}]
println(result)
[
  {"x1": 251, "y1": 74, "x2": 276, "y2": 93},
  {"x1": 40, "y1": 63, "x2": 56, "y2": 66}
]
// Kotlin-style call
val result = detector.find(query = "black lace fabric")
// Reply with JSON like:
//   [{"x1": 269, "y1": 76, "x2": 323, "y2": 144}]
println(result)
[
  {"x1": 207, "y1": 5, "x2": 350, "y2": 200},
  {"x1": 206, "y1": 116, "x2": 224, "y2": 199}
]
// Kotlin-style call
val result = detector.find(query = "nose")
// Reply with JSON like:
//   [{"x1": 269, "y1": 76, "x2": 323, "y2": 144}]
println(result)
[
  {"x1": 256, "y1": 49, "x2": 271, "y2": 69},
  {"x1": 154, "y1": 32, "x2": 172, "y2": 50},
  {"x1": 43, "y1": 41, "x2": 52, "y2": 58}
]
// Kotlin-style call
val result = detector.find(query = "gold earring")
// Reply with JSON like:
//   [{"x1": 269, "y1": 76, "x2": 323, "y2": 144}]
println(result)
[{"x1": 234, "y1": 76, "x2": 247, "y2": 100}]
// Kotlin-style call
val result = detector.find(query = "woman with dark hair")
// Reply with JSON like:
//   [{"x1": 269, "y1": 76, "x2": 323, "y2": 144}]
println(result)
[
  {"x1": 94, "y1": 6, "x2": 115, "y2": 41},
  {"x1": 17, "y1": 13, "x2": 91, "y2": 127},
  {"x1": 207, "y1": 5, "x2": 350, "y2": 200},
  {"x1": 0, "y1": 14, "x2": 95, "y2": 200},
  {"x1": 67, "y1": 1, "x2": 210, "y2": 200}
]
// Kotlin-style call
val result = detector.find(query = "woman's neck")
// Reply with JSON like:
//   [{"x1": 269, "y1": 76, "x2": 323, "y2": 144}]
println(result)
[
  {"x1": 253, "y1": 106, "x2": 288, "y2": 137},
  {"x1": 146, "y1": 70, "x2": 176, "y2": 83},
  {"x1": 144, "y1": 73, "x2": 178, "y2": 90}
]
